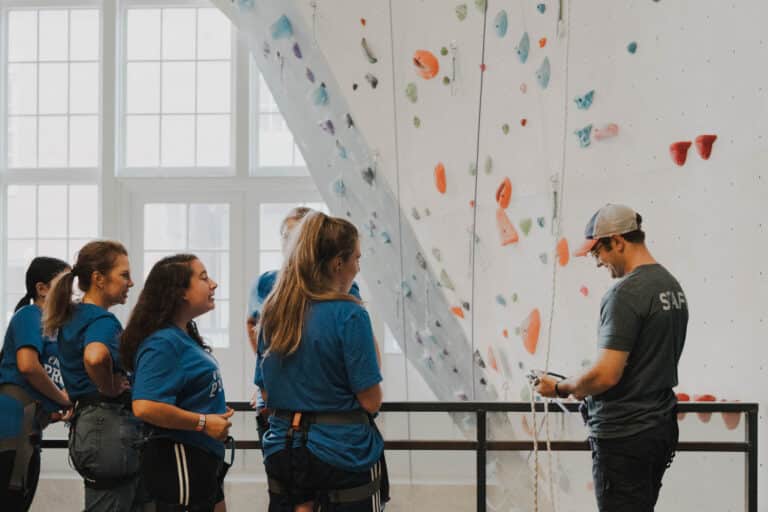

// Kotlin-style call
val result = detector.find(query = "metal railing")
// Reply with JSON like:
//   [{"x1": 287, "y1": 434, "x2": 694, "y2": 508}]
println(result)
[{"x1": 42, "y1": 401, "x2": 759, "y2": 512}]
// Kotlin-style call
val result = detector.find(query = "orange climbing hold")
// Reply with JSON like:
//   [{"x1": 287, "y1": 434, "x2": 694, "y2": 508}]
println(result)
[
  {"x1": 539, "y1": 37, "x2": 547, "y2": 48},
  {"x1": 487, "y1": 346, "x2": 498, "y2": 372},
  {"x1": 695, "y1": 134, "x2": 717, "y2": 160},
  {"x1": 469, "y1": 200, "x2": 475, "y2": 208},
  {"x1": 496, "y1": 208, "x2": 520, "y2": 246},
  {"x1": 413, "y1": 50, "x2": 439, "y2": 79},
  {"x1": 434, "y1": 162, "x2": 447, "y2": 194},
  {"x1": 496, "y1": 177, "x2": 512, "y2": 208},
  {"x1": 521, "y1": 308, "x2": 541, "y2": 355},
  {"x1": 502, "y1": 329, "x2": 509, "y2": 338},
  {"x1": 721, "y1": 400, "x2": 741, "y2": 430},
  {"x1": 360, "y1": 18, "x2": 366, "y2": 26},
  {"x1": 694, "y1": 393, "x2": 716, "y2": 423},
  {"x1": 557, "y1": 238, "x2": 570, "y2": 266},
  {"x1": 669, "y1": 141, "x2": 692, "y2": 166},
  {"x1": 451, "y1": 306, "x2": 464, "y2": 319},
  {"x1": 521, "y1": 118, "x2": 527, "y2": 127}
]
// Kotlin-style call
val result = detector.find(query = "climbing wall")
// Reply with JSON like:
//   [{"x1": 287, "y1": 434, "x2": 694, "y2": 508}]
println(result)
[{"x1": 214, "y1": 1, "x2": 766, "y2": 510}]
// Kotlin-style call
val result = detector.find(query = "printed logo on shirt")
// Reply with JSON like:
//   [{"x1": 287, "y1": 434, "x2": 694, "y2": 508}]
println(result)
[
  {"x1": 659, "y1": 291, "x2": 686, "y2": 311},
  {"x1": 44, "y1": 355, "x2": 64, "y2": 389},
  {"x1": 209, "y1": 370, "x2": 224, "y2": 398}
]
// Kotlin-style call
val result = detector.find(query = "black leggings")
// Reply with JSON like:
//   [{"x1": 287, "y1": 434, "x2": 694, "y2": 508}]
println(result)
[{"x1": 0, "y1": 445, "x2": 41, "y2": 512}]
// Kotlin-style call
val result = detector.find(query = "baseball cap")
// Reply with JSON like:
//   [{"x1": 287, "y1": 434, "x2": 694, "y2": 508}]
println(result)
[{"x1": 574, "y1": 204, "x2": 639, "y2": 257}]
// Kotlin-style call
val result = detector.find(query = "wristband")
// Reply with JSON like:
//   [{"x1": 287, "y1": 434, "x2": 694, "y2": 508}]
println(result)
[
  {"x1": 195, "y1": 414, "x2": 206, "y2": 432},
  {"x1": 555, "y1": 381, "x2": 567, "y2": 399}
]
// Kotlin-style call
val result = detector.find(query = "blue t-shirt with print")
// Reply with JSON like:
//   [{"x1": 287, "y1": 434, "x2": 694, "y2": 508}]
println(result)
[
  {"x1": 255, "y1": 300, "x2": 382, "y2": 473},
  {"x1": 57, "y1": 303, "x2": 124, "y2": 400},
  {"x1": 132, "y1": 326, "x2": 227, "y2": 459},
  {"x1": 0, "y1": 305, "x2": 66, "y2": 413}
]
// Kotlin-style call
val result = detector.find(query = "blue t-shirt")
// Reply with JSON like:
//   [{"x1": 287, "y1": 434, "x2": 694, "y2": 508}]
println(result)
[
  {"x1": 0, "y1": 305, "x2": 65, "y2": 413},
  {"x1": 132, "y1": 326, "x2": 227, "y2": 459},
  {"x1": 255, "y1": 300, "x2": 383, "y2": 473},
  {"x1": 57, "y1": 303, "x2": 124, "y2": 400},
  {"x1": 248, "y1": 271, "x2": 362, "y2": 320}
]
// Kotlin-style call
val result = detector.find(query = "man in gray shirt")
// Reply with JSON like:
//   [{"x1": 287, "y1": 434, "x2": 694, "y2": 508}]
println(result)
[{"x1": 535, "y1": 204, "x2": 687, "y2": 511}]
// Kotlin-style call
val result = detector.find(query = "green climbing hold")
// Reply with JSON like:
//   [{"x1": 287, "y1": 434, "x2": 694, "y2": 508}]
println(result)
[
  {"x1": 413, "y1": 116, "x2": 421, "y2": 128},
  {"x1": 441, "y1": 46, "x2": 449, "y2": 56},
  {"x1": 469, "y1": 163, "x2": 477, "y2": 176},
  {"x1": 443, "y1": 76, "x2": 451, "y2": 85},
  {"x1": 406, "y1": 83, "x2": 418, "y2": 103},
  {"x1": 456, "y1": 4, "x2": 468, "y2": 20},
  {"x1": 502, "y1": 123, "x2": 510, "y2": 135},
  {"x1": 520, "y1": 218, "x2": 532, "y2": 236},
  {"x1": 484, "y1": 155, "x2": 493, "y2": 175},
  {"x1": 475, "y1": 0, "x2": 487, "y2": 13}
]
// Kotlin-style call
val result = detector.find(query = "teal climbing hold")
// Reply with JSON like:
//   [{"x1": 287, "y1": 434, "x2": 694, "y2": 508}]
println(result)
[
  {"x1": 494, "y1": 10, "x2": 508, "y2": 38},
  {"x1": 574, "y1": 90, "x2": 594, "y2": 110},
  {"x1": 627, "y1": 41, "x2": 638, "y2": 54},
  {"x1": 270, "y1": 15, "x2": 293, "y2": 39},
  {"x1": 574, "y1": 124, "x2": 593, "y2": 148},
  {"x1": 516, "y1": 32, "x2": 530, "y2": 64},
  {"x1": 536, "y1": 57, "x2": 551, "y2": 89}
]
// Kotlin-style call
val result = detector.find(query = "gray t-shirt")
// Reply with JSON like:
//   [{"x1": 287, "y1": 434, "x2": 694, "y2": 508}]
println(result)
[{"x1": 586, "y1": 264, "x2": 688, "y2": 438}]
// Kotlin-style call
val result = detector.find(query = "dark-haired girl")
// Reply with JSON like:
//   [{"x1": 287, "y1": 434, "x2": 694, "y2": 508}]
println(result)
[
  {"x1": 121, "y1": 254, "x2": 232, "y2": 512},
  {"x1": 0, "y1": 257, "x2": 72, "y2": 511}
]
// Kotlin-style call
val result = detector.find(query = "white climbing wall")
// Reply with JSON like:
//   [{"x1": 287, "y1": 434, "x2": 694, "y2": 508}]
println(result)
[{"x1": 214, "y1": 1, "x2": 767, "y2": 510}]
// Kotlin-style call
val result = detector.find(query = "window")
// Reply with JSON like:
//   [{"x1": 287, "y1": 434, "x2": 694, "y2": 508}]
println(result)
[
  {"x1": 143, "y1": 203, "x2": 230, "y2": 347},
  {"x1": 122, "y1": 7, "x2": 233, "y2": 171},
  {"x1": 5, "y1": 184, "x2": 98, "y2": 320},
  {"x1": 5, "y1": 8, "x2": 100, "y2": 168},
  {"x1": 259, "y1": 202, "x2": 325, "y2": 273},
  {"x1": 251, "y1": 69, "x2": 306, "y2": 173}
]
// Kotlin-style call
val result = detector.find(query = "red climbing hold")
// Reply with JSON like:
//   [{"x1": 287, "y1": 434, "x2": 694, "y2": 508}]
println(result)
[
  {"x1": 360, "y1": 18, "x2": 366, "y2": 26},
  {"x1": 539, "y1": 37, "x2": 547, "y2": 48},
  {"x1": 676, "y1": 392, "x2": 690, "y2": 421},
  {"x1": 695, "y1": 134, "x2": 717, "y2": 160},
  {"x1": 521, "y1": 118, "x2": 527, "y2": 127},
  {"x1": 434, "y1": 162, "x2": 447, "y2": 194},
  {"x1": 496, "y1": 208, "x2": 520, "y2": 246},
  {"x1": 496, "y1": 177, "x2": 512, "y2": 209},
  {"x1": 413, "y1": 50, "x2": 439, "y2": 79},
  {"x1": 480, "y1": 63, "x2": 487, "y2": 72},
  {"x1": 451, "y1": 306, "x2": 465, "y2": 319},
  {"x1": 721, "y1": 400, "x2": 741, "y2": 430},
  {"x1": 579, "y1": 285, "x2": 589, "y2": 297},
  {"x1": 669, "y1": 141, "x2": 692, "y2": 166},
  {"x1": 694, "y1": 393, "x2": 716, "y2": 423},
  {"x1": 521, "y1": 308, "x2": 541, "y2": 355}
]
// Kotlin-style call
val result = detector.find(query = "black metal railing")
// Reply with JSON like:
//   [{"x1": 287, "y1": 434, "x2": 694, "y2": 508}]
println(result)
[{"x1": 42, "y1": 401, "x2": 759, "y2": 512}]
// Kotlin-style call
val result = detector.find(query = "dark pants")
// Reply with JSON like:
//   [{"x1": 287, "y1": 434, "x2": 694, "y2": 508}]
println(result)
[
  {"x1": 0, "y1": 444, "x2": 41, "y2": 512},
  {"x1": 265, "y1": 446, "x2": 387, "y2": 512},
  {"x1": 590, "y1": 418, "x2": 679, "y2": 512}
]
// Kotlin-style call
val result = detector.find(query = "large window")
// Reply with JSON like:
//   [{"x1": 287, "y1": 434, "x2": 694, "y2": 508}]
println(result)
[
  {"x1": 5, "y1": 8, "x2": 100, "y2": 169},
  {"x1": 143, "y1": 203, "x2": 230, "y2": 347},
  {"x1": 122, "y1": 7, "x2": 233, "y2": 172},
  {"x1": 4, "y1": 184, "x2": 98, "y2": 320},
  {"x1": 253, "y1": 74, "x2": 305, "y2": 171}
]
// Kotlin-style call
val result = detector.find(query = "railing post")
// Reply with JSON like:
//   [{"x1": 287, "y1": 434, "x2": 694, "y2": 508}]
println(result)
[
  {"x1": 746, "y1": 408, "x2": 758, "y2": 512},
  {"x1": 477, "y1": 409, "x2": 486, "y2": 512}
]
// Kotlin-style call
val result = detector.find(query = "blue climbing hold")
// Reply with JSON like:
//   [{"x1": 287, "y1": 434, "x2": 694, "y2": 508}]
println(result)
[
  {"x1": 536, "y1": 57, "x2": 551, "y2": 89},
  {"x1": 320, "y1": 120, "x2": 335, "y2": 135},
  {"x1": 238, "y1": 0, "x2": 255, "y2": 9},
  {"x1": 574, "y1": 124, "x2": 593, "y2": 148},
  {"x1": 537, "y1": 3, "x2": 546, "y2": 14},
  {"x1": 574, "y1": 90, "x2": 595, "y2": 110},
  {"x1": 332, "y1": 178, "x2": 346, "y2": 196},
  {"x1": 313, "y1": 84, "x2": 329, "y2": 106},
  {"x1": 495, "y1": 294, "x2": 507, "y2": 306},
  {"x1": 401, "y1": 281, "x2": 412, "y2": 298},
  {"x1": 270, "y1": 15, "x2": 293, "y2": 40},
  {"x1": 381, "y1": 231, "x2": 392, "y2": 244},
  {"x1": 336, "y1": 141, "x2": 347, "y2": 159},
  {"x1": 494, "y1": 10, "x2": 508, "y2": 38},
  {"x1": 292, "y1": 42, "x2": 302, "y2": 59},
  {"x1": 516, "y1": 32, "x2": 530, "y2": 64},
  {"x1": 627, "y1": 41, "x2": 638, "y2": 54},
  {"x1": 306, "y1": 68, "x2": 316, "y2": 83}
]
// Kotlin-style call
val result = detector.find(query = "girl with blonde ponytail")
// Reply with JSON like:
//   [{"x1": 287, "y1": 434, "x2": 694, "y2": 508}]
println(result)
[{"x1": 257, "y1": 212, "x2": 387, "y2": 512}]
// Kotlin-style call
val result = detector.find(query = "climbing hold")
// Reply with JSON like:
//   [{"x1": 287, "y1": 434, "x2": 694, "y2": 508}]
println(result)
[
  {"x1": 519, "y1": 218, "x2": 532, "y2": 236},
  {"x1": 456, "y1": 4, "x2": 468, "y2": 21},
  {"x1": 539, "y1": 37, "x2": 547, "y2": 48},
  {"x1": 461, "y1": 301, "x2": 470, "y2": 311},
  {"x1": 579, "y1": 285, "x2": 589, "y2": 297},
  {"x1": 512, "y1": 292, "x2": 518, "y2": 302},
  {"x1": 411, "y1": 208, "x2": 421, "y2": 220},
  {"x1": 405, "y1": 83, "x2": 418, "y2": 103},
  {"x1": 487, "y1": 347, "x2": 498, "y2": 372},
  {"x1": 536, "y1": 57, "x2": 551, "y2": 89},
  {"x1": 451, "y1": 306, "x2": 465, "y2": 319},
  {"x1": 496, "y1": 177, "x2": 512, "y2": 209},
  {"x1": 676, "y1": 392, "x2": 690, "y2": 421},
  {"x1": 361, "y1": 38, "x2": 378, "y2": 64},
  {"x1": 520, "y1": 118, "x2": 527, "y2": 127},
  {"x1": 306, "y1": 68, "x2": 316, "y2": 83},
  {"x1": 502, "y1": 329, "x2": 509, "y2": 338},
  {"x1": 237, "y1": 0, "x2": 255, "y2": 9},
  {"x1": 537, "y1": 217, "x2": 545, "y2": 228},
  {"x1": 521, "y1": 308, "x2": 541, "y2": 354},
  {"x1": 422, "y1": 354, "x2": 435, "y2": 370},
  {"x1": 270, "y1": 15, "x2": 293, "y2": 39},
  {"x1": 335, "y1": 141, "x2": 347, "y2": 159},
  {"x1": 502, "y1": 123, "x2": 510, "y2": 135},
  {"x1": 494, "y1": 10, "x2": 508, "y2": 38},
  {"x1": 536, "y1": 3, "x2": 546, "y2": 14},
  {"x1": 496, "y1": 208, "x2": 520, "y2": 246},
  {"x1": 468, "y1": 163, "x2": 477, "y2": 176},
  {"x1": 495, "y1": 294, "x2": 507, "y2": 306},
  {"x1": 361, "y1": 166, "x2": 375, "y2": 186},
  {"x1": 292, "y1": 42, "x2": 302, "y2": 59},
  {"x1": 627, "y1": 41, "x2": 638, "y2": 54},
  {"x1": 443, "y1": 76, "x2": 451, "y2": 85},
  {"x1": 475, "y1": 0, "x2": 487, "y2": 12},
  {"x1": 434, "y1": 162, "x2": 447, "y2": 194},
  {"x1": 694, "y1": 393, "x2": 716, "y2": 423},
  {"x1": 669, "y1": 141, "x2": 692, "y2": 166},
  {"x1": 574, "y1": 90, "x2": 595, "y2": 110},
  {"x1": 413, "y1": 50, "x2": 439, "y2": 79},
  {"x1": 516, "y1": 32, "x2": 530, "y2": 64},
  {"x1": 360, "y1": 18, "x2": 366, "y2": 26},
  {"x1": 469, "y1": 200, "x2": 475, "y2": 208},
  {"x1": 381, "y1": 231, "x2": 391, "y2": 244},
  {"x1": 425, "y1": 208, "x2": 431, "y2": 216},
  {"x1": 480, "y1": 63, "x2": 487, "y2": 72},
  {"x1": 319, "y1": 120, "x2": 335, "y2": 135},
  {"x1": 574, "y1": 124, "x2": 593, "y2": 148},
  {"x1": 520, "y1": 83, "x2": 527, "y2": 94},
  {"x1": 721, "y1": 400, "x2": 741, "y2": 430},
  {"x1": 695, "y1": 134, "x2": 717, "y2": 160},
  {"x1": 594, "y1": 123, "x2": 619, "y2": 141},
  {"x1": 432, "y1": 248, "x2": 442, "y2": 261},
  {"x1": 352, "y1": 83, "x2": 358, "y2": 91},
  {"x1": 262, "y1": 41, "x2": 271, "y2": 58},
  {"x1": 484, "y1": 155, "x2": 493, "y2": 175},
  {"x1": 441, "y1": 46, "x2": 449, "y2": 56},
  {"x1": 416, "y1": 252, "x2": 427, "y2": 269},
  {"x1": 312, "y1": 84, "x2": 329, "y2": 106},
  {"x1": 539, "y1": 253, "x2": 548, "y2": 264},
  {"x1": 332, "y1": 178, "x2": 346, "y2": 196},
  {"x1": 365, "y1": 73, "x2": 379, "y2": 89},
  {"x1": 439, "y1": 269, "x2": 455, "y2": 290},
  {"x1": 345, "y1": 113, "x2": 354, "y2": 128},
  {"x1": 557, "y1": 238, "x2": 570, "y2": 266},
  {"x1": 413, "y1": 116, "x2": 421, "y2": 128}
]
